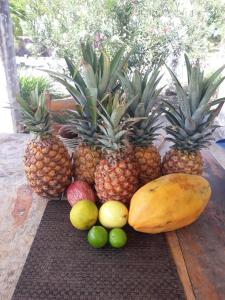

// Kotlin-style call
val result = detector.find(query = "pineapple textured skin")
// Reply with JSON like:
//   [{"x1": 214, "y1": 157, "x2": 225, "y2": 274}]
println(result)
[
  {"x1": 162, "y1": 149, "x2": 203, "y2": 175},
  {"x1": 24, "y1": 135, "x2": 72, "y2": 198},
  {"x1": 74, "y1": 145, "x2": 101, "y2": 184},
  {"x1": 95, "y1": 156, "x2": 139, "y2": 204},
  {"x1": 134, "y1": 145, "x2": 161, "y2": 184}
]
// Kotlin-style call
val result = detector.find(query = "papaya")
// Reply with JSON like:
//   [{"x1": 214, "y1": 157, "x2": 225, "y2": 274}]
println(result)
[{"x1": 128, "y1": 173, "x2": 211, "y2": 233}]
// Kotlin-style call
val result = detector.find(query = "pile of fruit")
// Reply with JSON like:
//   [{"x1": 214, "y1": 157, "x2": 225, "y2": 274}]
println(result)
[
  {"x1": 17, "y1": 42, "x2": 224, "y2": 247},
  {"x1": 69, "y1": 190, "x2": 129, "y2": 248}
]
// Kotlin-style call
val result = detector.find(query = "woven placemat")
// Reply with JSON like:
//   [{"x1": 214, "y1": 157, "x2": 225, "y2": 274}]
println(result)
[{"x1": 12, "y1": 201, "x2": 185, "y2": 300}]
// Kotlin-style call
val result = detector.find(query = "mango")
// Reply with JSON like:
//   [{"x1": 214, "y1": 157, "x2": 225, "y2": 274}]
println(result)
[{"x1": 128, "y1": 173, "x2": 211, "y2": 233}]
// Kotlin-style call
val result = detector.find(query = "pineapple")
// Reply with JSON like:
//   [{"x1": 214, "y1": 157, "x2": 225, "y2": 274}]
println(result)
[
  {"x1": 47, "y1": 42, "x2": 129, "y2": 184},
  {"x1": 70, "y1": 106, "x2": 102, "y2": 184},
  {"x1": 94, "y1": 93, "x2": 139, "y2": 204},
  {"x1": 17, "y1": 87, "x2": 72, "y2": 198},
  {"x1": 73, "y1": 145, "x2": 101, "y2": 184},
  {"x1": 162, "y1": 54, "x2": 225, "y2": 175},
  {"x1": 120, "y1": 69, "x2": 164, "y2": 184},
  {"x1": 55, "y1": 96, "x2": 101, "y2": 184}
]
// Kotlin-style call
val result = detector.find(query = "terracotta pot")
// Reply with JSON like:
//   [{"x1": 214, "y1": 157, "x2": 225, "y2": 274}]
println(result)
[
  {"x1": 45, "y1": 94, "x2": 79, "y2": 135},
  {"x1": 45, "y1": 94, "x2": 78, "y2": 112}
]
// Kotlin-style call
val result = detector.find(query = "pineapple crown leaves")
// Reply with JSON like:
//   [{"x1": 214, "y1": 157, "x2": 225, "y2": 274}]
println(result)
[
  {"x1": 79, "y1": 44, "x2": 130, "y2": 99},
  {"x1": 52, "y1": 101, "x2": 98, "y2": 146},
  {"x1": 44, "y1": 43, "x2": 129, "y2": 100},
  {"x1": 17, "y1": 85, "x2": 50, "y2": 135},
  {"x1": 97, "y1": 92, "x2": 142, "y2": 151},
  {"x1": 41, "y1": 42, "x2": 130, "y2": 144},
  {"x1": 119, "y1": 68, "x2": 164, "y2": 114},
  {"x1": 80, "y1": 40, "x2": 98, "y2": 73},
  {"x1": 119, "y1": 68, "x2": 164, "y2": 145},
  {"x1": 162, "y1": 54, "x2": 225, "y2": 151},
  {"x1": 62, "y1": 42, "x2": 129, "y2": 101}
]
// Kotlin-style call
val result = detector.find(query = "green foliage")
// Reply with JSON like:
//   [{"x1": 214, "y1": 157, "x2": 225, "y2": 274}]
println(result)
[
  {"x1": 19, "y1": 74, "x2": 52, "y2": 101},
  {"x1": 9, "y1": 0, "x2": 27, "y2": 38},
  {"x1": 162, "y1": 54, "x2": 225, "y2": 151},
  {"x1": 17, "y1": 86, "x2": 51, "y2": 135},
  {"x1": 119, "y1": 68, "x2": 164, "y2": 146},
  {"x1": 10, "y1": 0, "x2": 225, "y2": 69}
]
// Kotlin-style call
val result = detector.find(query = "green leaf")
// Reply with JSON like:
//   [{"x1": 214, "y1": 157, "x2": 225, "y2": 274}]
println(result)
[
  {"x1": 142, "y1": 69, "x2": 151, "y2": 91},
  {"x1": 49, "y1": 75, "x2": 86, "y2": 107},
  {"x1": 184, "y1": 117, "x2": 197, "y2": 134},
  {"x1": 108, "y1": 46, "x2": 128, "y2": 91},
  {"x1": 82, "y1": 62, "x2": 97, "y2": 89},
  {"x1": 166, "y1": 64, "x2": 191, "y2": 117},
  {"x1": 162, "y1": 108, "x2": 182, "y2": 127},
  {"x1": 98, "y1": 52, "x2": 110, "y2": 98},
  {"x1": 115, "y1": 130, "x2": 127, "y2": 140},
  {"x1": 84, "y1": 88, "x2": 97, "y2": 129},
  {"x1": 189, "y1": 65, "x2": 201, "y2": 113},
  {"x1": 111, "y1": 105, "x2": 126, "y2": 127},
  {"x1": 203, "y1": 64, "x2": 225, "y2": 93},
  {"x1": 134, "y1": 103, "x2": 145, "y2": 117},
  {"x1": 141, "y1": 69, "x2": 160, "y2": 104},
  {"x1": 119, "y1": 73, "x2": 135, "y2": 97},
  {"x1": 208, "y1": 97, "x2": 225, "y2": 107},
  {"x1": 64, "y1": 56, "x2": 78, "y2": 79},
  {"x1": 200, "y1": 75, "x2": 225, "y2": 106},
  {"x1": 162, "y1": 100, "x2": 184, "y2": 126},
  {"x1": 17, "y1": 95, "x2": 33, "y2": 116},
  {"x1": 184, "y1": 54, "x2": 192, "y2": 84},
  {"x1": 132, "y1": 70, "x2": 142, "y2": 97},
  {"x1": 207, "y1": 102, "x2": 224, "y2": 123}
]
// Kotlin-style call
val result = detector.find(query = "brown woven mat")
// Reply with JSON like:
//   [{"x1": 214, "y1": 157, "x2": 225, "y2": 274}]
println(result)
[{"x1": 12, "y1": 201, "x2": 185, "y2": 300}]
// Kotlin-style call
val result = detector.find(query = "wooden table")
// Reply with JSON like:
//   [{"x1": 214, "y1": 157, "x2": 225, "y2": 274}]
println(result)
[
  {"x1": 167, "y1": 151, "x2": 225, "y2": 300},
  {"x1": 1, "y1": 134, "x2": 225, "y2": 300}
]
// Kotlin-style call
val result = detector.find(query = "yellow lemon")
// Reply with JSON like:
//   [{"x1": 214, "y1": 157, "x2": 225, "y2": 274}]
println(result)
[
  {"x1": 70, "y1": 199, "x2": 98, "y2": 230},
  {"x1": 99, "y1": 201, "x2": 128, "y2": 228}
]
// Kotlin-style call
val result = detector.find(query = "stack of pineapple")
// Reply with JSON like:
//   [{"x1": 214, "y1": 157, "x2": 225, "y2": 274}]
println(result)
[{"x1": 18, "y1": 43, "x2": 225, "y2": 203}]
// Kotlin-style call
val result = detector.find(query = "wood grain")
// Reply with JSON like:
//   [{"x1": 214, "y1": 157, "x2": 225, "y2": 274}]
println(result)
[
  {"x1": 166, "y1": 231, "x2": 196, "y2": 300},
  {"x1": 167, "y1": 151, "x2": 225, "y2": 300}
]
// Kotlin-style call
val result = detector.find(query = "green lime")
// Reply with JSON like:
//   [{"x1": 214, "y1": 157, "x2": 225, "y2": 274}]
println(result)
[
  {"x1": 109, "y1": 228, "x2": 127, "y2": 248},
  {"x1": 87, "y1": 226, "x2": 108, "y2": 248}
]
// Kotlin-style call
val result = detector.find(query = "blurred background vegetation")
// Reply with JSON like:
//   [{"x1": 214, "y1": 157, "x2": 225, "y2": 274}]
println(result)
[{"x1": 9, "y1": 0, "x2": 225, "y2": 70}]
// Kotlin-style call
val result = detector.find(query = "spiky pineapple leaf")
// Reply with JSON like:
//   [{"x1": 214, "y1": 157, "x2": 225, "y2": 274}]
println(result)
[
  {"x1": 132, "y1": 70, "x2": 142, "y2": 97},
  {"x1": 200, "y1": 75, "x2": 225, "y2": 106},
  {"x1": 84, "y1": 87, "x2": 97, "y2": 129},
  {"x1": 98, "y1": 52, "x2": 110, "y2": 98},
  {"x1": 165, "y1": 64, "x2": 191, "y2": 117},
  {"x1": 108, "y1": 47, "x2": 128, "y2": 91},
  {"x1": 184, "y1": 54, "x2": 192, "y2": 84},
  {"x1": 82, "y1": 62, "x2": 97, "y2": 89},
  {"x1": 203, "y1": 64, "x2": 225, "y2": 94},
  {"x1": 64, "y1": 56, "x2": 78, "y2": 79}
]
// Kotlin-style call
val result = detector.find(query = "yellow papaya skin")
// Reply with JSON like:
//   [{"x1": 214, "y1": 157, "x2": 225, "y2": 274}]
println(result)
[{"x1": 128, "y1": 173, "x2": 211, "y2": 233}]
